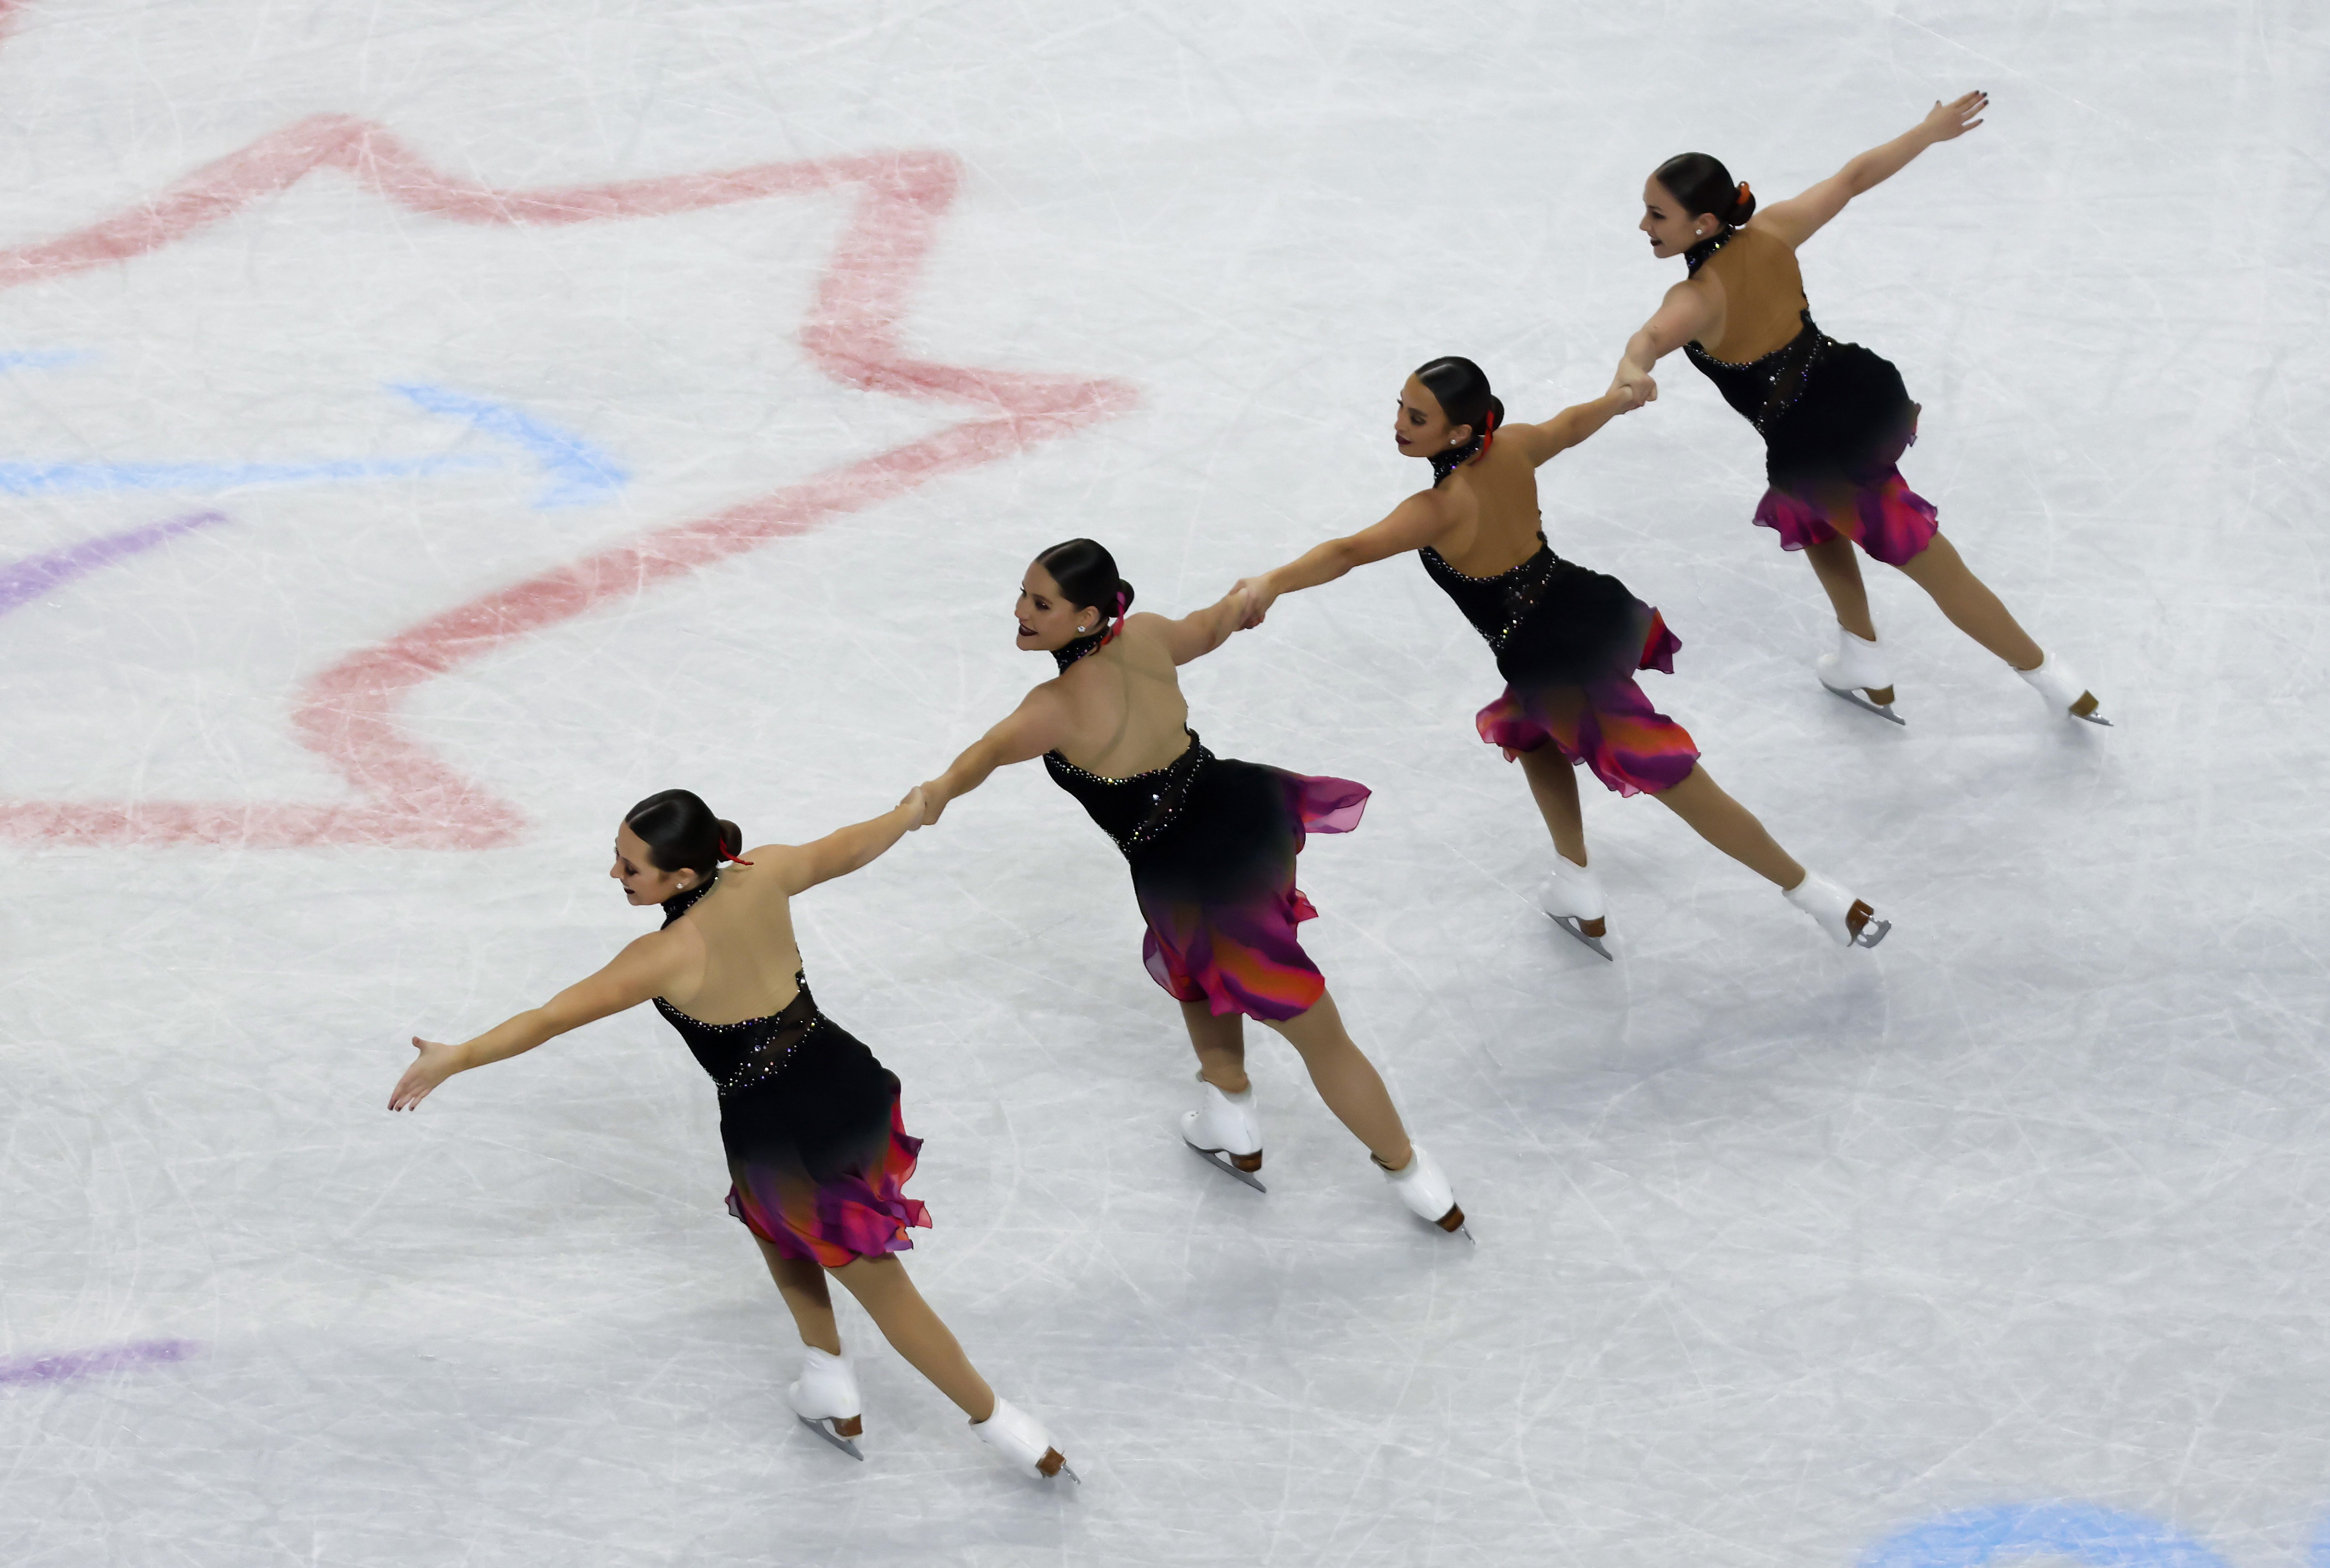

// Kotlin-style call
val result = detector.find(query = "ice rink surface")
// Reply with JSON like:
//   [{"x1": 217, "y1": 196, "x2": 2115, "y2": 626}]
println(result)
[{"x1": 2, "y1": 1, "x2": 2326, "y2": 1563}]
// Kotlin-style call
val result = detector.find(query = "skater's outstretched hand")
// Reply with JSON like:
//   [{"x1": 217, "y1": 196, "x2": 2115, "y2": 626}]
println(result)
[
  {"x1": 1921, "y1": 90, "x2": 1988, "y2": 143},
  {"x1": 898, "y1": 784, "x2": 928, "y2": 830},
  {"x1": 391, "y1": 1036, "x2": 462, "y2": 1111}
]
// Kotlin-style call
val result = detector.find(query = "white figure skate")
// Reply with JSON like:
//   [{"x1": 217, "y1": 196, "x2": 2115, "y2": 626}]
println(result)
[
  {"x1": 1181, "y1": 1075, "x2": 1265, "y2": 1192},
  {"x1": 2015, "y1": 651, "x2": 2110, "y2": 726},
  {"x1": 1377, "y1": 1142, "x2": 1471, "y2": 1240},
  {"x1": 786, "y1": 1345, "x2": 864, "y2": 1460},
  {"x1": 1816, "y1": 626, "x2": 1904, "y2": 725},
  {"x1": 1537, "y1": 854, "x2": 1613, "y2": 961},
  {"x1": 1783, "y1": 871, "x2": 1891, "y2": 950},
  {"x1": 972, "y1": 1396, "x2": 1078, "y2": 1482}
]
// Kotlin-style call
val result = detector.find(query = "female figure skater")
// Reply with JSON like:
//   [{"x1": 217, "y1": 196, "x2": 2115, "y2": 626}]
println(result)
[
  {"x1": 1610, "y1": 93, "x2": 2108, "y2": 726},
  {"x1": 1236, "y1": 357, "x2": 1889, "y2": 956},
  {"x1": 918, "y1": 539, "x2": 1466, "y2": 1235},
  {"x1": 388, "y1": 788, "x2": 1074, "y2": 1482}
]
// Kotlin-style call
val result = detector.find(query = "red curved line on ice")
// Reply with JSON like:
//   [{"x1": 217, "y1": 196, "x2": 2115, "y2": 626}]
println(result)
[{"x1": 0, "y1": 115, "x2": 1135, "y2": 847}]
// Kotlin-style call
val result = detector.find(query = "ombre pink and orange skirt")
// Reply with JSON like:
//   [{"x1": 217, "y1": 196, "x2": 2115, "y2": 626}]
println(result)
[
  {"x1": 1128, "y1": 758, "x2": 1369, "y2": 1023},
  {"x1": 1476, "y1": 612, "x2": 1700, "y2": 798}
]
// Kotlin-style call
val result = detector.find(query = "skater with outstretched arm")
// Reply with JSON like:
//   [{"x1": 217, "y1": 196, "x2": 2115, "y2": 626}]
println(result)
[
  {"x1": 918, "y1": 539, "x2": 1468, "y2": 1235},
  {"x1": 1609, "y1": 92, "x2": 2108, "y2": 727},
  {"x1": 1235, "y1": 357, "x2": 1890, "y2": 956},
  {"x1": 388, "y1": 787, "x2": 1075, "y2": 1482}
]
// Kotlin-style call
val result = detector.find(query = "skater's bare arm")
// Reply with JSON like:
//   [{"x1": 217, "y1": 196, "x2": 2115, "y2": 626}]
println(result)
[
  {"x1": 1148, "y1": 587, "x2": 1253, "y2": 666},
  {"x1": 1757, "y1": 91, "x2": 1988, "y2": 249},
  {"x1": 390, "y1": 934, "x2": 679, "y2": 1111},
  {"x1": 1508, "y1": 386, "x2": 1648, "y2": 466},
  {"x1": 774, "y1": 788, "x2": 929, "y2": 895},
  {"x1": 921, "y1": 691, "x2": 1070, "y2": 825},
  {"x1": 1612, "y1": 280, "x2": 1714, "y2": 400},
  {"x1": 1234, "y1": 493, "x2": 1450, "y2": 627}
]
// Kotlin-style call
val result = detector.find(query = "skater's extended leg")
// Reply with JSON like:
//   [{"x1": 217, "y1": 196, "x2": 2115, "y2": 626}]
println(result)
[
  {"x1": 756, "y1": 1237, "x2": 842, "y2": 1355},
  {"x1": 828, "y1": 1255, "x2": 996, "y2": 1422},
  {"x1": 1517, "y1": 743, "x2": 1589, "y2": 865},
  {"x1": 1181, "y1": 999, "x2": 1249, "y2": 1094},
  {"x1": 1650, "y1": 764, "x2": 1806, "y2": 891},
  {"x1": 1895, "y1": 534, "x2": 2044, "y2": 669},
  {"x1": 1804, "y1": 535, "x2": 1878, "y2": 642},
  {"x1": 1262, "y1": 990, "x2": 1412, "y2": 1169}
]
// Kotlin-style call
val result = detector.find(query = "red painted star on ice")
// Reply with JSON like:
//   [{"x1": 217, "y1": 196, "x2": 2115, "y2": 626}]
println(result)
[{"x1": 0, "y1": 91, "x2": 1134, "y2": 848}]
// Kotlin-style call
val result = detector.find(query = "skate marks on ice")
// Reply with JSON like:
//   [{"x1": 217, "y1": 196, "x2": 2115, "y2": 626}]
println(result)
[
  {"x1": 0, "y1": 1338, "x2": 200, "y2": 1388},
  {"x1": 0, "y1": 114, "x2": 1134, "y2": 851},
  {"x1": 0, "y1": 511, "x2": 225, "y2": 615}
]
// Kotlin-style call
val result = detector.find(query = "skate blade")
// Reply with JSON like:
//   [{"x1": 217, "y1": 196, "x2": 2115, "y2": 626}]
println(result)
[
  {"x1": 1546, "y1": 913, "x2": 1614, "y2": 961},
  {"x1": 1185, "y1": 1142, "x2": 1267, "y2": 1192},
  {"x1": 796, "y1": 1415, "x2": 865, "y2": 1461},
  {"x1": 1822, "y1": 682, "x2": 1906, "y2": 726},
  {"x1": 1850, "y1": 917, "x2": 1893, "y2": 951},
  {"x1": 2073, "y1": 710, "x2": 2114, "y2": 727}
]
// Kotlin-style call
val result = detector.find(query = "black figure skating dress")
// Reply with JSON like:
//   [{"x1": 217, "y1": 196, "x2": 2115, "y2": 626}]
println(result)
[
  {"x1": 1041, "y1": 633, "x2": 1367, "y2": 1021},
  {"x1": 1681, "y1": 224, "x2": 1938, "y2": 566},
  {"x1": 653, "y1": 881, "x2": 927, "y2": 1266},
  {"x1": 1420, "y1": 525, "x2": 1698, "y2": 798}
]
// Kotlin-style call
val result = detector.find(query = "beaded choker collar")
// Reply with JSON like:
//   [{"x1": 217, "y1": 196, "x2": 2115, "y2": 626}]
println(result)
[
  {"x1": 1684, "y1": 228, "x2": 1735, "y2": 276},
  {"x1": 660, "y1": 876, "x2": 716, "y2": 927},
  {"x1": 1052, "y1": 628, "x2": 1110, "y2": 672},
  {"x1": 1429, "y1": 440, "x2": 1481, "y2": 488}
]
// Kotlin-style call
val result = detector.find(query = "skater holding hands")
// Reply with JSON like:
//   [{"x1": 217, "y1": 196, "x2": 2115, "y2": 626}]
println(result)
[
  {"x1": 919, "y1": 540, "x2": 1469, "y2": 1235},
  {"x1": 1610, "y1": 92, "x2": 2108, "y2": 726},
  {"x1": 389, "y1": 787, "x2": 1075, "y2": 1481},
  {"x1": 1236, "y1": 358, "x2": 1890, "y2": 954}
]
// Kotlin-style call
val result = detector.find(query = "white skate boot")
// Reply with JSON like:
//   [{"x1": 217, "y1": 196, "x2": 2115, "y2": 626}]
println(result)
[
  {"x1": 1375, "y1": 1142, "x2": 1470, "y2": 1240},
  {"x1": 1783, "y1": 871, "x2": 1891, "y2": 950},
  {"x1": 786, "y1": 1345, "x2": 864, "y2": 1460},
  {"x1": 971, "y1": 1396, "x2": 1077, "y2": 1482},
  {"x1": 2015, "y1": 650, "x2": 2110, "y2": 726},
  {"x1": 1181, "y1": 1074, "x2": 1265, "y2": 1192},
  {"x1": 1537, "y1": 854, "x2": 1613, "y2": 961},
  {"x1": 1816, "y1": 626, "x2": 1904, "y2": 725}
]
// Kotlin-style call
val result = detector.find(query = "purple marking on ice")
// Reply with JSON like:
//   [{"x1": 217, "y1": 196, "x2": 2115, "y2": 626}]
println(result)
[
  {"x1": 0, "y1": 1338, "x2": 200, "y2": 1387},
  {"x1": 0, "y1": 509, "x2": 226, "y2": 616}
]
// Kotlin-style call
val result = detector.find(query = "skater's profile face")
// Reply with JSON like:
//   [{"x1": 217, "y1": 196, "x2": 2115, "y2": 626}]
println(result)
[
  {"x1": 1016, "y1": 562, "x2": 1103, "y2": 652},
  {"x1": 1395, "y1": 376, "x2": 1468, "y2": 458},
  {"x1": 1640, "y1": 177, "x2": 1716, "y2": 258},
  {"x1": 611, "y1": 822, "x2": 696, "y2": 905}
]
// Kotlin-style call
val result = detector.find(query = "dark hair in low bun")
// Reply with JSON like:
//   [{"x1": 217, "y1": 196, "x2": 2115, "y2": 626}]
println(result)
[
  {"x1": 1034, "y1": 538, "x2": 1135, "y2": 623},
  {"x1": 1412, "y1": 356, "x2": 1502, "y2": 443},
  {"x1": 624, "y1": 789, "x2": 739, "y2": 881},
  {"x1": 1653, "y1": 152, "x2": 1756, "y2": 228}
]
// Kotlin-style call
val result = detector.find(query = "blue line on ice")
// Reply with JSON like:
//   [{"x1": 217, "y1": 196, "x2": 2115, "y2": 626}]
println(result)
[
  {"x1": 1861, "y1": 1503, "x2": 2231, "y2": 1568},
  {"x1": 0, "y1": 348, "x2": 94, "y2": 372},
  {"x1": 387, "y1": 382, "x2": 628, "y2": 508},
  {"x1": 0, "y1": 456, "x2": 493, "y2": 496}
]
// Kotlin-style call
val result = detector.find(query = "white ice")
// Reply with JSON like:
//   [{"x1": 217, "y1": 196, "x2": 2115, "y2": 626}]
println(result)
[{"x1": 3, "y1": 3, "x2": 2327, "y2": 1565}]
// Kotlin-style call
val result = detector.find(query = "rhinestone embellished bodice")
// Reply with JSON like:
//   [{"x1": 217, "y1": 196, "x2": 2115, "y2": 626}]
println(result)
[
  {"x1": 652, "y1": 879, "x2": 818, "y2": 1098},
  {"x1": 1044, "y1": 729, "x2": 1211, "y2": 854},
  {"x1": 1684, "y1": 314, "x2": 1830, "y2": 435},
  {"x1": 1682, "y1": 224, "x2": 1833, "y2": 436},
  {"x1": 1419, "y1": 532, "x2": 1565, "y2": 655}
]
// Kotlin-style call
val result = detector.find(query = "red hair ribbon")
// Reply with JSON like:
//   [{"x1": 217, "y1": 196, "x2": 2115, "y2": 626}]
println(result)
[
  {"x1": 1478, "y1": 404, "x2": 1499, "y2": 458},
  {"x1": 1101, "y1": 588, "x2": 1130, "y2": 646},
  {"x1": 718, "y1": 839, "x2": 754, "y2": 867}
]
